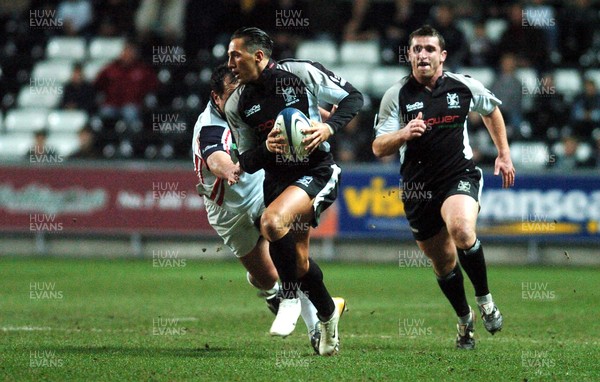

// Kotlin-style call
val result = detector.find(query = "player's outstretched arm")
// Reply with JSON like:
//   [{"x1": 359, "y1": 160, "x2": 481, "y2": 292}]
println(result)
[
  {"x1": 206, "y1": 151, "x2": 241, "y2": 185},
  {"x1": 481, "y1": 106, "x2": 515, "y2": 188}
]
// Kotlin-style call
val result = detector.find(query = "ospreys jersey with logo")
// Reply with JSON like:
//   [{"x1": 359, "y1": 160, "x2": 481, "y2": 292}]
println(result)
[
  {"x1": 225, "y1": 58, "x2": 363, "y2": 179},
  {"x1": 192, "y1": 101, "x2": 263, "y2": 214},
  {"x1": 374, "y1": 71, "x2": 501, "y2": 187}
]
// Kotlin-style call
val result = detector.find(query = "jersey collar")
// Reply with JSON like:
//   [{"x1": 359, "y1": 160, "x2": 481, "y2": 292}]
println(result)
[{"x1": 409, "y1": 71, "x2": 447, "y2": 90}]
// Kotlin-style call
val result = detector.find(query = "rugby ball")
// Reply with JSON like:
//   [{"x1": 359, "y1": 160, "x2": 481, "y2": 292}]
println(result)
[{"x1": 274, "y1": 107, "x2": 310, "y2": 162}]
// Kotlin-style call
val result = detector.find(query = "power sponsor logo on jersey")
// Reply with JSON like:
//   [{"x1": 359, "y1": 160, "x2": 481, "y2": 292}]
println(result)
[
  {"x1": 423, "y1": 114, "x2": 462, "y2": 129},
  {"x1": 244, "y1": 104, "x2": 261, "y2": 117}
]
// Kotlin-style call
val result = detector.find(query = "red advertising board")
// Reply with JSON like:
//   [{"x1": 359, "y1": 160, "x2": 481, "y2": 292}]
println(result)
[
  {"x1": 0, "y1": 164, "x2": 337, "y2": 237},
  {"x1": 0, "y1": 164, "x2": 211, "y2": 234}
]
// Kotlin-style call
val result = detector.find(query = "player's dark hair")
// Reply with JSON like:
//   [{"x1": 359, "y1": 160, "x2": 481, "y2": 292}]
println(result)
[
  {"x1": 231, "y1": 27, "x2": 273, "y2": 58},
  {"x1": 409, "y1": 25, "x2": 446, "y2": 51},
  {"x1": 210, "y1": 63, "x2": 235, "y2": 96}
]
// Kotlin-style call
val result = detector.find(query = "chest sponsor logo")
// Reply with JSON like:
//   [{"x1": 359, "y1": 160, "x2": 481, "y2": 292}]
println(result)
[
  {"x1": 244, "y1": 104, "x2": 261, "y2": 117},
  {"x1": 446, "y1": 93, "x2": 460, "y2": 109},
  {"x1": 457, "y1": 180, "x2": 471, "y2": 192},
  {"x1": 282, "y1": 87, "x2": 299, "y2": 106},
  {"x1": 406, "y1": 101, "x2": 423, "y2": 112}
]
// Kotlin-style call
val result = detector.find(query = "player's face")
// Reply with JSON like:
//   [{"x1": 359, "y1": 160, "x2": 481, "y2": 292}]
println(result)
[
  {"x1": 213, "y1": 74, "x2": 239, "y2": 114},
  {"x1": 228, "y1": 38, "x2": 261, "y2": 84},
  {"x1": 409, "y1": 36, "x2": 446, "y2": 84}
]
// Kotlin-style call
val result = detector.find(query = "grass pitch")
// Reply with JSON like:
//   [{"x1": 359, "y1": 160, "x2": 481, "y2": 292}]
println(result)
[{"x1": 0, "y1": 257, "x2": 598, "y2": 381}]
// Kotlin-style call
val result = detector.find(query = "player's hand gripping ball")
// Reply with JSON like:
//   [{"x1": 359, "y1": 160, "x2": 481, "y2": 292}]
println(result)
[{"x1": 273, "y1": 107, "x2": 311, "y2": 162}]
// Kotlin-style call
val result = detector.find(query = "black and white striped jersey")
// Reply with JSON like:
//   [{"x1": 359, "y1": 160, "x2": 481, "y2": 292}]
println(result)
[
  {"x1": 225, "y1": 58, "x2": 363, "y2": 177},
  {"x1": 375, "y1": 71, "x2": 501, "y2": 187}
]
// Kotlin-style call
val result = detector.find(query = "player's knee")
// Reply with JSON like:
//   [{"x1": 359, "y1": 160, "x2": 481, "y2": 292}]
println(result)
[
  {"x1": 260, "y1": 211, "x2": 287, "y2": 242},
  {"x1": 447, "y1": 222, "x2": 475, "y2": 249}
]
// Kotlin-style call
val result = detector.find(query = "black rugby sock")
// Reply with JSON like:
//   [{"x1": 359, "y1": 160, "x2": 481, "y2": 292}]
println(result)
[
  {"x1": 299, "y1": 258, "x2": 335, "y2": 320},
  {"x1": 457, "y1": 238, "x2": 490, "y2": 297},
  {"x1": 269, "y1": 232, "x2": 298, "y2": 299},
  {"x1": 436, "y1": 264, "x2": 471, "y2": 317}
]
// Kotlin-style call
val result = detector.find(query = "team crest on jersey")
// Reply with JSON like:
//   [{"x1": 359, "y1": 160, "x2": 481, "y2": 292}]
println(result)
[
  {"x1": 446, "y1": 93, "x2": 460, "y2": 109},
  {"x1": 282, "y1": 87, "x2": 299, "y2": 106},
  {"x1": 457, "y1": 180, "x2": 471, "y2": 192}
]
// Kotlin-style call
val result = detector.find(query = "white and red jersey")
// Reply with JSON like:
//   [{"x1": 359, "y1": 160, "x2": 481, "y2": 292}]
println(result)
[{"x1": 192, "y1": 102, "x2": 264, "y2": 214}]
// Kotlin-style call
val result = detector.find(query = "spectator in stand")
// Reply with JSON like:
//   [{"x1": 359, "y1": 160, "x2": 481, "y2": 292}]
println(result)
[
  {"x1": 57, "y1": 0, "x2": 93, "y2": 36},
  {"x1": 497, "y1": 3, "x2": 549, "y2": 71},
  {"x1": 593, "y1": 130, "x2": 600, "y2": 168},
  {"x1": 61, "y1": 63, "x2": 96, "y2": 113},
  {"x1": 571, "y1": 79, "x2": 600, "y2": 139},
  {"x1": 466, "y1": 22, "x2": 493, "y2": 67},
  {"x1": 522, "y1": 0, "x2": 559, "y2": 61},
  {"x1": 135, "y1": 0, "x2": 186, "y2": 43},
  {"x1": 70, "y1": 125, "x2": 100, "y2": 159},
  {"x1": 428, "y1": 3, "x2": 466, "y2": 70},
  {"x1": 27, "y1": 129, "x2": 52, "y2": 159},
  {"x1": 342, "y1": 0, "x2": 380, "y2": 41},
  {"x1": 381, "y1": 0, "x2": 430, "y2": 65},
  {"x1": 490, "y1": 53, "x2": 522, "y2": 136},
  {"x1": 331, "y1": 115, "x2": 374, "y2": 163},
  {"x1": 93, "y1": 0, "x2": 137, "y2": 37},
  {"x1": 559, "y1": 0, "x2": 597, "y2": 66},
  {"x1": 526, "y1": 73, "x2": 569, "y2": 141},
  {"x1": 95, "y1": 41, "x2": 158, "y2": 125},
  {"x1": 549, "y1": 135, "x2": 592, "y2": 170}
]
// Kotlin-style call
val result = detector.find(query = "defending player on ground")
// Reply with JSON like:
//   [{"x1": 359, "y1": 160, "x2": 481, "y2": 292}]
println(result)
[
  {"x1": 373, "y1": 25, "x2": 516, "y2": 349},
  {"x1": 225, "y1": 27, "x2": 363, "y2": 356}
]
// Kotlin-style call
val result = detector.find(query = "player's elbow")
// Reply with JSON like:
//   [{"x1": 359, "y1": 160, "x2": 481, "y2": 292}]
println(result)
[{"x1": 372, "y1": 139, "x2": 387, "y2": 158}]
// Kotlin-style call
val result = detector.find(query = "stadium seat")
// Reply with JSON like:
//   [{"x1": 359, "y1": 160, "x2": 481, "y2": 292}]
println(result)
[
  {"x1": 585, "y1": 69, "x2": 600, "y2": 88},
  {"x1": 330, "y1": 65, "x2": 371, "y2": 95},
  {"x1": 83, "y1": 59, "x2": 111, "y2": 82},
  {"x1": 46, "y1": 37, "x2": 86, "y2": 61},
  {"x1": 553, "y1": 69, "x2": 583, "y2": 101},
  {"x1": 31, "y1": 59, "x2": 74, "y2": 84},
  {"x1": 296, "y1": 40, "x2": 338, "y2": 66},
  {"x1": 47, "y1": 110, "x2": 88, "y2": 133},
  {"x1": 460, "y1": 67, "x2": 496, "y2": 89},
  {"x1": 88, "y1": 37, "x2": 125, "y2": 61},
  {"x1": 340, "y1": 41, "x2": 380, "y2": 65},
  {"x1": 4, "y1": 108, "x2": 49, "y2": 132},
  {"x1": 485, "y1": 19, "x2": 508, "y2": 43},
  {"x1": 0, "y1": 132, "x2": 34, "y2": 158},
  {"x1": 510, "y1": 141, "x2": 551, "y2": 169},
  {"x1": 17, "y1": 86, "x2": 61, "y2": 108},
  {"x1": 47, "y1": 132, "x2": 79, "y2": 156},
  {"x1": 370, "y1": 66, "x2": 410, "y2": 98},
  {"x1": 456, "y1": 19, "x2": 475, "y2": 44}
]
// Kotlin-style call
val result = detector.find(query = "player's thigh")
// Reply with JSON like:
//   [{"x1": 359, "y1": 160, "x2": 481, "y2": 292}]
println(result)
[
  {"x1": 416, "y1": 227, "x2": 457, "y2": 276},
  {"x1": 238, "y1": 237, "x2": 278, "y2": 288},
  {"x1": 264, "y1": 185, "x2": 315, "y2": 225},
  {"x1": 440, "y1": 194, "x2": 479, "y2": 246},
  {"x1": 206, "y1": 201, "x2": 261, "y2": 259}
]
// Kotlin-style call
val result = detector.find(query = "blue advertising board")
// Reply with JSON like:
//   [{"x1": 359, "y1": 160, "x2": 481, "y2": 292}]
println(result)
[{"x1": 338, "y1": 167, "x2": 600, "y2": 242}]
